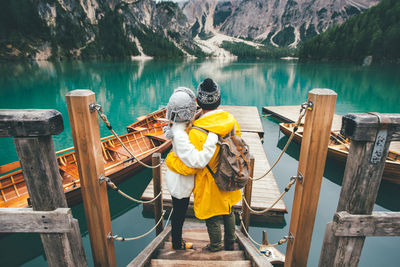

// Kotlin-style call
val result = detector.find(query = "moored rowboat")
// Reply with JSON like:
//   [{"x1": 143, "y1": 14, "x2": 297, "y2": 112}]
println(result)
[
  {"x1": 127, "y1": 108, "x2": 168, "y2": 133},
  {"x1": 0, "y1": 125, "x2": 170, "y2": 208},
  {"x1": 279, "y1": 122, "x2": 400, "y2": 184},
  {"x1": 126, "y1": 107, "x2": 201, "y2": 133}
]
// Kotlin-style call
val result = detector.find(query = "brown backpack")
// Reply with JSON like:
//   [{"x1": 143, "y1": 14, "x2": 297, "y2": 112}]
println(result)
[{"x1": 193, "y1": 126, "x2": 251, "y2": 191}]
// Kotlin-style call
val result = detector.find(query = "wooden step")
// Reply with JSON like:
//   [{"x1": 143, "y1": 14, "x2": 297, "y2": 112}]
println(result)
[
  {"x1": 162, "y1": 241, "x2": 240, "y2": 251},
  {"x1": 156, "y1": 249, "x2": 245, "y2": 260},
  {"x1": 150, "y1": 259, "x2": 252, "y2": 267}
]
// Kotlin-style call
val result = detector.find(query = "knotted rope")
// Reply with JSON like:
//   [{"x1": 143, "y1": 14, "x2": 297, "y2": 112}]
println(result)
[
  {"x1": 109, "y1": 210, "x2": 169, "y2": 241},
  {"x1": 104, "y1": 177, "x2": 162, "y2": 204},
  {"x1": 242, "y1": 176, "x2": 297, "y2": 214},
  {"x1": 238, "y1": 212, "x2": 288, "y2": 248}
]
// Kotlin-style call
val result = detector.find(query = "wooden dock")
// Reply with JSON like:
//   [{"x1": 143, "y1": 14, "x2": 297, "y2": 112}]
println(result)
[
  {"x1": 262, "y1": 105, "x2": 400, "y2": 154},
  {"x1": 128, "y1": 221, "x2": 280, "y2": 267},
  {"x1": 142, "y1": 106, "x2": 287, "y2": 224}
]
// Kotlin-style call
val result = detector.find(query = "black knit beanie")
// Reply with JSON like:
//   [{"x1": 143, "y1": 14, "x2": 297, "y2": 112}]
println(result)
[{"x1": 196, "y1": 78, "x2": 221, "y2": 110}]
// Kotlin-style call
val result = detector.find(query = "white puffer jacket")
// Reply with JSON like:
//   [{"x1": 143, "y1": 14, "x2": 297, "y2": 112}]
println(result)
[{"x1": 165, "y1": 122, "x2": 218, "y2": 199}]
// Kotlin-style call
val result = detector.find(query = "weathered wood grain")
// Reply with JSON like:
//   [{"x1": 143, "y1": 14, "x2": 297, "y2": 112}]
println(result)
[
  {"x1": 333, "y1": 211, "x2": 400, "y2": 237},
  {"x1": 318, "y1": 222, "x2": 336, "y2": 267},
  {"x1": 13, "y1": 136, "x2": 67, "y2": 210},
  {"x1": 222, "y1": 105, "x2": 264, "y2": 136},
  {"x1": 8, "y1": 108, "x2": 86, "y2": 266},
  {"x1": 262, "y1": 105, "x2": 342, "y2": 132},
  {"x1": 68, "y1": 218, "x2": 87, "y2": 267},
  {"x1": 66, "y1": 89, "x2": 116, "y2": 267},
  {"x1": 236, "y1": 229, "x2": 273, "y2": 267},
  {"x1": 127, "y1": 225, "x2": 171, "y2": 267},
  {"x1": 319, "y1": 113, "x2": 394, "y2": 267},
  {"x1": 341, "y1": 113, "x2": 400, "y2": 141},
  {"x1": 241, "y1": 156, "x2": 254, "y2": 234},
  {"x1": 153, "y1": 153, "x2": 164, "y2": 236},
  {"x1": 156, "y1": 249, "x2": 245, "y2": 260},
  {"x1": 0, "y1": 109, "x2": 63, "y2": 137},
  {"x1": 150, "y1": 259, "x2": 252, "y2": 267},
  {"x1": 285, "y1": 89, "x2": 337, "y2": 267},
  {"x1": 0, "y1": 208, "x2": 71, "y2": 233}
]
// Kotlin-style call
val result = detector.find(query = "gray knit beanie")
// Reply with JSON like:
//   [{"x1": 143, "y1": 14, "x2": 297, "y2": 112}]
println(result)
[
  {"x1": 197, "y1": 78, "x2": 221, "y2": 110},
  {"x1": 166, "y1": 87, "x2": 197, "y2": 123}
]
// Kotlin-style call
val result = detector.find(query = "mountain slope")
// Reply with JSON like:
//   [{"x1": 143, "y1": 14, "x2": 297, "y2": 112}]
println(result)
[
  {"x1": 0, "y1": 0, "x2": 199, "y2": 60},
  {"x1": 184, "y1": 0, "x2": 380, "y2": 47},
  {"x1": 0, "y1": 0, "x2": 382, "y2": 61},
  {"x1": 299, "y1": 0, "x2": 400, "y2": 63}
]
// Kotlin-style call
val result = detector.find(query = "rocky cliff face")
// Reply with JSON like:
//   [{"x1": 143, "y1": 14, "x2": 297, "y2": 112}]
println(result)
[
  {"x1": 0, "y1": 0, "x2": 380, "y2": 60},
  {"x1": 1, "y1": 0, "x2": 196, "y2": 60},
  {"x1": 184, "y1": 0, "x2": 380, "y2": 47}
]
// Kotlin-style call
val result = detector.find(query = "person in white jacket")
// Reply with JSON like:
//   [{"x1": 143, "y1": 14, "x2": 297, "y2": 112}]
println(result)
[{"x1": 163, "y1": 87, "x2": 218, "y2": 250}]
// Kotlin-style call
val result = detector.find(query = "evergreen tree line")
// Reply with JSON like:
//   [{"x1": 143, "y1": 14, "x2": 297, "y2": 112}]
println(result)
[
  {"x1": 0, "y1": 0, "x2": 187, "y2": 61},
  {"x1": 220, "y1": 41, "x2": 297, "y2": 59},
  {"x1": 299, "y1": 0, "x2": 400, "y2": 64}
]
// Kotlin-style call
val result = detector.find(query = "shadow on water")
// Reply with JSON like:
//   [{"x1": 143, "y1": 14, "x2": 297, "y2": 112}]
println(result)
[{"x1": 277, "y1": 136, "x2": 400, "y2": 211}]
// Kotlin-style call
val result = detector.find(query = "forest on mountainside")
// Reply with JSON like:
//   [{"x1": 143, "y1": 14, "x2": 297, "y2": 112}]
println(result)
[
  {"x1": 220, "y1": 41, "x2": 297, "y2": 59},
  {"x1": 299, "y1": 0, "x2": 400, "y2": 64}
]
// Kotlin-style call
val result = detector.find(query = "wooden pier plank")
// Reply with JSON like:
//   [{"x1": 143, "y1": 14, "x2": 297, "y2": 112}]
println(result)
[
  {"x1": 150, "y1": 259, "x2": 252, "y2": 267},
  {"x1": 222, "y1": 105, "x2": 264, "y2": 135},
  {"x1": 262, "y1": 105, "x2": 400, "y2": 156}
]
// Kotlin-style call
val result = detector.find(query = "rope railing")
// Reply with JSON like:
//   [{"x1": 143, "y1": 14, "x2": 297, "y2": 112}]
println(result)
[
  {"x1": 238, "y1": 212, "x2": 288, "y2": 248},
  {"x1": 250, "y1": 101, "x2": 313, "y2": 181},
  {"x1": 104, "y1": 176, "x2": 162, "y2": 204},
  {"x1": 90, "y1": 103, "x2": 163, "y2": 169},
  {"x1": 108, "y1": 210, "x2": 168, "y2": 241},
  {"x1": 243, "y1": 175, "x2": 297, "y2": 214}
]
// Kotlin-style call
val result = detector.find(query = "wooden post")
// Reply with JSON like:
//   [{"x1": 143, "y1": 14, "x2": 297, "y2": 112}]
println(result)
[
  {"x1": 285, "y1": 89, "x2": 337, "y2": 267},
  {"x1": 319, "y1": 113, "x2": 400, "y2": 266},
  {"x1": 241, "y1": 156, "x2": 255, "y2": 234},
  {"x1": 66, "y1": 90, "x2": 116, "y2": 267},
  {"x1": 152, "y1": 153, "x2": 164, "y2": 235},
  {"x1": 0, "y1": 109, "x2": 87, "y2": 267}
]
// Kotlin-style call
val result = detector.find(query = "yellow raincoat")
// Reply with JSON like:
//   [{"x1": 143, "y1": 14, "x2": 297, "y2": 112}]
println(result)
[{"x1": 166, "y1": 110, "x2": 242, "y2": 220}]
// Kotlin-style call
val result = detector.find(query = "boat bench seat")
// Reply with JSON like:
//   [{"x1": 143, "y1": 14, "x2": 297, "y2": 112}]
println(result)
[{"x1": 103, "y1": 146, "x2": 132, "y2": 158}]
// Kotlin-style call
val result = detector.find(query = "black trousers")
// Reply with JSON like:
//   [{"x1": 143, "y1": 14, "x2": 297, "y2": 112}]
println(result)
[{"x1": 171, "y1": 196, "x2": 190, "y2": 249}]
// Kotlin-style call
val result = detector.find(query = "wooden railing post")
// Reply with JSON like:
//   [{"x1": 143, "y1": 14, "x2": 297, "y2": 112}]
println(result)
[
  {"x1": 241, "y1": 156, "x2": 255, "y2": 234},
  {"x1": 319, "y1": 113, "x2": 400, "y2": 266},
  {"x1": 0, "y1": 109, "x2": 87, "y2": 267},
  {"x1": 66, "y1": 90, "x2": 116, "y2": 267},
  {"x1": 285, "y1": 89, "x2": 337, "y2": 267},
  {"x1": 152, "y1": 153, "x2": 164, "y2": 235}
]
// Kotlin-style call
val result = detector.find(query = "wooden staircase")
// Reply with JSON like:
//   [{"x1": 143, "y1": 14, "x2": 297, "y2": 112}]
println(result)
[
  {"x1": 128, "y1": 223, "x2": 274, "y2": 267},
  {"x1": 152, "y1": 228, "x2": 251, "y2": 267}
]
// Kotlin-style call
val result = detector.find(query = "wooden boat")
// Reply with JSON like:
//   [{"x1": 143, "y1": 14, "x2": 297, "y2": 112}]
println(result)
[
  {"x1": 279, "y1": 123, "x2": 400, "y2": 184},
  {"x1": 127, "y1": 108, "x2": 168, "y2": 133},
  {"x1": 0, "y1": 125, "x2": 170, "y2": 208},
  {"x1": 126, "y1": 107, "x2": 202, "y2": 133}
]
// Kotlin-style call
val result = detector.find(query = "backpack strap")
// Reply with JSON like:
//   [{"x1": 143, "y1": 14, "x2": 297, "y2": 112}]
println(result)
[{"x1": 206, "y1": 165, "x2": 216, "y2": 178}]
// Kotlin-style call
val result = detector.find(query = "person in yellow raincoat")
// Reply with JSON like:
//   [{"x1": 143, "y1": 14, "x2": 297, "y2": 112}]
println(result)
[{"x1": 166, "y1": 78, "x2": 242, "y2": 252}]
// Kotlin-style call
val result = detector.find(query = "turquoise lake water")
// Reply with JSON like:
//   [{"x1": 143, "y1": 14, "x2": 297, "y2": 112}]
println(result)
[{"x1": 0, "y1": 59, "x2": 399, "y2": 266}]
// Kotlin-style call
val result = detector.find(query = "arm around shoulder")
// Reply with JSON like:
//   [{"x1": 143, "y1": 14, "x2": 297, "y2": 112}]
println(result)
[{"x1": 165, "y1": 151, "x2": 198, "y2": 176}]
